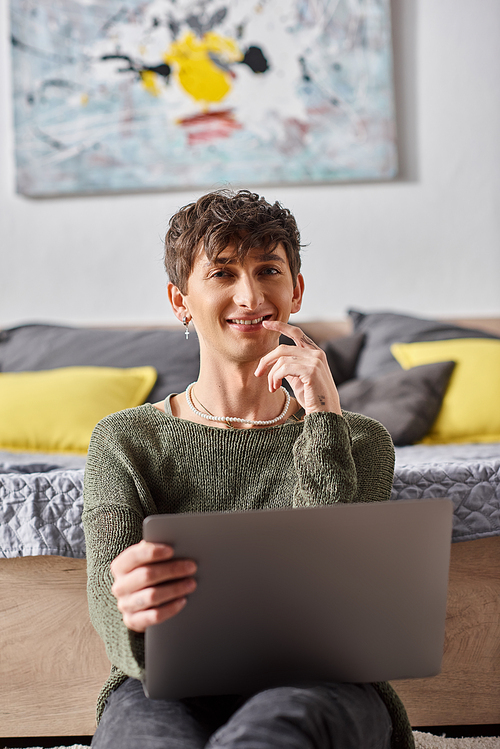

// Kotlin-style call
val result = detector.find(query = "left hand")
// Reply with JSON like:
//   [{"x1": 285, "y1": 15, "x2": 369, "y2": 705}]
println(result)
[{"x1": 254, "y1": 321, "x2": 342, "y2": 416}]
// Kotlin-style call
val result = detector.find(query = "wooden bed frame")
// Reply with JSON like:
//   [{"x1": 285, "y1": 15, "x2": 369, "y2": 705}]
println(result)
[
  {"x1": 1, "y1": 537, "x2": 499, "y2": 737},
  {"x1": 1, "y1": 317, "x2": 499, "y2": 738}
]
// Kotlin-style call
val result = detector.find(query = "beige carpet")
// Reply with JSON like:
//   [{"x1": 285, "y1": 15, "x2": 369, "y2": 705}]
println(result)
[
  {"x1": 4, "y1": 735, "x2": 500, "y2": 749},
  {"x1": 413, "y1": 733, "x2": 500, "y2": 749}
]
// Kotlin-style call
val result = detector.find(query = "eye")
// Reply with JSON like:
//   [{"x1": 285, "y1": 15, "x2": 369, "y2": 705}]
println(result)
[
  {"x1": 210, "y1": 269, "x2": 232, "y2": 279},
  {"x1": 261, "y1": 266, "x2": 281, "y2": 276}
]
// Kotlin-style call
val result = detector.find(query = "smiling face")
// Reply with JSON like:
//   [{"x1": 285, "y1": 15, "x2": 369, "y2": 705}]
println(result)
[{"x1": 170, "y1": 243, "x2": 304, "y2": 365}]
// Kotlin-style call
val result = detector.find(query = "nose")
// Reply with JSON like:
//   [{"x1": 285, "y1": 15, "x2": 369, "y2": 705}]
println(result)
[{"x1": 233, "y1": 272, "x2": 264, "y2": 309}]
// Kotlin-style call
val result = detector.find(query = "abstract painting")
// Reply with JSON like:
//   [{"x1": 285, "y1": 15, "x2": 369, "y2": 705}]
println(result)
[{"x1": 10, "y1": 0, "x2": 397, "y2": 196}]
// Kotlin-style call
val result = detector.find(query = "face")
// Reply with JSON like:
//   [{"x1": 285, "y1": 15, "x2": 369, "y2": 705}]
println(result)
[{"x1": 170, "y1": 244, "x2": 303, "y2": 364}]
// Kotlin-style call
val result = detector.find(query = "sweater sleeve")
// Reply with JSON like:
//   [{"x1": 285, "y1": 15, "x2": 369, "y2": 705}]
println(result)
[
  {"x1": 82, "y1": 415, "x2": 155, "y2": 681},
  {"x1": 292, "y1": 410, "x2": 395, "y2": 507}
]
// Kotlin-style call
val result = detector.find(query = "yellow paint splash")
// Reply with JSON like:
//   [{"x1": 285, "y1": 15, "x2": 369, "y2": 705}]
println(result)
[
  {"x1": 164, "y1": 31, "x2": 243, "y2": 105},
  {"x1": 140, "y1": 70, "x2": 161, "y2": 96}
]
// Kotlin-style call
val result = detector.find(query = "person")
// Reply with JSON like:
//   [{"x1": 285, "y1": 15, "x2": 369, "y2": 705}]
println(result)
[{"x1": 83, "y1": 190, "x2": 414, "y2": 749}]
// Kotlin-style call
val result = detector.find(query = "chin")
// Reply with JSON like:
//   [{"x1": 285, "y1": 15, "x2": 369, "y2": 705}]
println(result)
[{"x1": 245, "y1": 338, "x2": 279, "y2": 362}]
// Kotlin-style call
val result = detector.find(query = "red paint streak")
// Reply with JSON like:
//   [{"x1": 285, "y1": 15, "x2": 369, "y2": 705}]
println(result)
[
  {"x1": 307, "y1": 105, "x2": 332, "y2": 117},
  {"x1": 178, "y1": 109, "x2": 242, "y2": 145},
  {"x1": 279, "y1": 117, "x2": 311, "y2": 155},
  {"x1": 287, "y1": 118, "x2": 310, "y2": 137}
]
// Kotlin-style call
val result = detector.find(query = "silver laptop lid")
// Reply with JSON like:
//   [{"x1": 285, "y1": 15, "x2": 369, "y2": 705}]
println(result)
[{"x1": 144, "y1": 498, "x2": 452, "y2": 700}]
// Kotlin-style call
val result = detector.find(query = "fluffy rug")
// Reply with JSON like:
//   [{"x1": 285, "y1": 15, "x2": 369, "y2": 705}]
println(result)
[
  {"x1": 413, "y1": 733, "x2": 500, "y2": 748},
  {"x1": 4, "y1": 736, "x2": 500, "y2": 749}
]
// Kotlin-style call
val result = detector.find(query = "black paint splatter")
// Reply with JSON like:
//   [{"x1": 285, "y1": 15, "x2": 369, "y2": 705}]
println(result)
[
  {"x1": 168, "y1": 16, "x2": 181, "y2": 38},
  {"x1": 240, "y1": 46, "x2": 269, "y2": 74},
  {"x1": 298, "y1": 56, "x2": 311, "y2": 82},
  {"x1": 101, "y1": 54, "x2": 171, "y2": 82},
  {"x1": 101, "y1": 53, "x2": 137, "y2": 74},
  {"x1": 186, "y1": 7, "x2": 228, "y2": 36},
  {"x1": 144, "y1": 63, "x2": 171, "y2": 80}
]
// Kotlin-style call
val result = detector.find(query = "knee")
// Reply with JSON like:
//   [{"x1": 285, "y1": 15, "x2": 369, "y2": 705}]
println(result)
[
  {"x1": 234, "y1": 683, "x2": 391, "y2": 740},
  {"x1": 234, "y1": 684, "x2": 329, "y2": 723}
]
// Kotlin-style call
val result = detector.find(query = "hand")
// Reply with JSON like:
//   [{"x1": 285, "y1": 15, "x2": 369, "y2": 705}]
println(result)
[
  {"x1": 254, "y1": 321, "x2": 342, "y2": 416},
  {"x1": 110, "y1": 540, "x2": 198, "y2": 633}
]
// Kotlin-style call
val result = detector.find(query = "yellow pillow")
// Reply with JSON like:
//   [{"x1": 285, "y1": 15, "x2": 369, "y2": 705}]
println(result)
[
  {"x1": 0, "y1": 366, "x2": 157, "y2": 454},
  {"x1": 391, "y1": 339, "x2": 500, "y2": 444}
]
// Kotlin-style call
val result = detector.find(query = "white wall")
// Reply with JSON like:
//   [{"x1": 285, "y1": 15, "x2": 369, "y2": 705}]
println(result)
[{"x1": 1, "y1": 0, "x2": 499, "y2": 327}]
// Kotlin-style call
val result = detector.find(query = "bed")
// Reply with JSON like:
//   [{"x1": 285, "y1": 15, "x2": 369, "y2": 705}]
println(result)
[{"x1": 1, "y1": 311, "x2": 499, "y2": 738}]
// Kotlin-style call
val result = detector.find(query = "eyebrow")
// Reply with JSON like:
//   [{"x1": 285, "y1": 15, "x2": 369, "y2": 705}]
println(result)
[{"x1": 205, "y1": 253, "x2": 286, "y2": 267}]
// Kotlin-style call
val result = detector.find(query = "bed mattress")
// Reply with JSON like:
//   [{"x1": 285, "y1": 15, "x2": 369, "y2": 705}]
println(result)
[
  {"x1": 0, "y1": 451, "x2": 86, "y2": 558},
  {"x1": 392, "y1": 442, "x2": 500, "y2": 543},
  {"x1": 1, "y1": 444, "x2": 499, "y2": 558}
]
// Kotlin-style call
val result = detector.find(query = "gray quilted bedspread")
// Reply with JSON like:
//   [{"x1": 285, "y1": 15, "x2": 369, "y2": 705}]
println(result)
[
  {"x1": 392, "y1": 443, "x2": 500, "y2": 543},
  {"x1": 1, "y1": 444, "x2": 499, "y2": 558},
  {"x1": 0, "y1": 451, "x2": 86, "y2": 558}
]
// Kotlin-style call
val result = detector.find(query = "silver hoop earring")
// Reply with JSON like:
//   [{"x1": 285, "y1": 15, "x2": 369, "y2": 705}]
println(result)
[{"x1": 182, "y1": 316, "x2": 190, "y2": 340}]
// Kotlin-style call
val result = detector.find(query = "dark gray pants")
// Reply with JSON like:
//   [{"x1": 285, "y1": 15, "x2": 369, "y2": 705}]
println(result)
[{"x1": 92, "y1": 678, "x2": 392, "y2": 749}]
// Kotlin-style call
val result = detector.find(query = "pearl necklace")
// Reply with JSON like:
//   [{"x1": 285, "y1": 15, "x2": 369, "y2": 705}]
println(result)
[{"x1": 185, "y1": 382, "x2": 291, "y2": 427}]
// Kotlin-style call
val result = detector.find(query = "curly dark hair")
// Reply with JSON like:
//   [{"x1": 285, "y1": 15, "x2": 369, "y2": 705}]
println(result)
[{"x1": 164, "y1": 189, "x2": 302, "y2": 293}]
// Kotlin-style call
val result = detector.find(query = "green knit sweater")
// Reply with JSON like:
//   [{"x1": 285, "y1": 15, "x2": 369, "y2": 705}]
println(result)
[{"x1": 83, "y1": 400, "x2": 414, "y2": 749}]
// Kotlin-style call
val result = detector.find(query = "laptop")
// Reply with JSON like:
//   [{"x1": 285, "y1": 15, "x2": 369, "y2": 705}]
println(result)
[{"x1": 143, "y1": 498, "x2": 452, "y2": 700}]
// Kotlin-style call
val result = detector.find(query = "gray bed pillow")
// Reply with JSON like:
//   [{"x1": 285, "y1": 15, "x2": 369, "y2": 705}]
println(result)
[
  {"x1": 0, "y1": 323, "x2": 200, "y2": 404},
  {"x1": 279, "y1": 331, "x2": 365, "y2": 386},
  {"x1": 338, "y1": 361, "x2": 455, "y2": 446},
  {"x1": 348, "y1": 309, "x2": 499, "y2": 379},
  {"x1": 321, "y1": 331, "x2": 365, "y2": 386}
]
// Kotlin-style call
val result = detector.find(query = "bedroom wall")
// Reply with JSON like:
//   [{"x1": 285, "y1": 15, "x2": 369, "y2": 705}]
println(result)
[{"x1": 0, "y1": 0, "x2": 499, "y2": 328}]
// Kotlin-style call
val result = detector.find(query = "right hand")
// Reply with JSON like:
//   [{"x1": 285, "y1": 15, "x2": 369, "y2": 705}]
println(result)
[{"x1": 110, "y1": 540, "x2": 198, "y2": 633}]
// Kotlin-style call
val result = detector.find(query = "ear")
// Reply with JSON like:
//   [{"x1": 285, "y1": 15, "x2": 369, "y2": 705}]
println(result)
[
  {"x1": 167, "y1": 283, "x2": 190, "y2": 323},
  {"x1": 290, "y1": 273, "x2": 304, "y2": 315}
]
